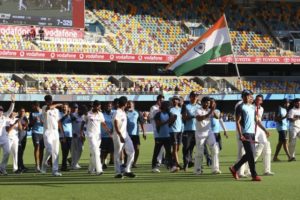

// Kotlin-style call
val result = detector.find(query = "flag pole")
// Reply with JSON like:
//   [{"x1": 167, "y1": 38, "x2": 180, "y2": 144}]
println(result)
[{"x1": 223, "y1": 14, "x2": 243, "y2": 91}]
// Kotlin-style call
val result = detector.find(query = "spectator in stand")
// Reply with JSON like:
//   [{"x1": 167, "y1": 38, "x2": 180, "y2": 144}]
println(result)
[
  {"x1": 29, "y1": 26, "x2": 36, "y2": 40},
  {"x1": 39, "y1": 27, "x2": 45, "y2": 41}
]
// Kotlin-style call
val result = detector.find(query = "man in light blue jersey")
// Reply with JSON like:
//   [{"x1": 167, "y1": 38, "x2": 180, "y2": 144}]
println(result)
[
  {"x1": 59, "y1": 103, "x2": 72, "y2": 171},
  {"x1": 169, "y1": 96, "x2": 183, "y2": 172},
  {"x1": 210, "y1": 98, "x2": 228, "y2": 151},
  {"x1": 152, "y1": 101, "x2": 175, "y2": 173},
  {"x1": 29, "y1": 101, "x2": 44, "y2": 172},
  {"x1": 182, "y1": 91, "x2": 200, "y2": 171},
  {"x1": 229, "y1": 90, "x2": 269, "y2": 181},
  {"x1": 101, "y1": 102, "x2": 114, "y2": 169},
  {"x1": 70, "y1": 103, "x2": 85, "y2": 170},
  {"x1": 127, "y1": 101, "x2": 146, "y2": 168},
  {"x1": 273, "y1": 99, "x2": 291, "y2": 161}
]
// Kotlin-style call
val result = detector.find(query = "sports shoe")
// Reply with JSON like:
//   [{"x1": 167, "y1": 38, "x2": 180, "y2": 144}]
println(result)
[
  {"x1": 212, "y1": 170, "x2": 222, "y2": 175},
  {"x1": 40, "y1": 169, "x2": 46, "y2": 174},
  {"x1": 67, "y1": 158, "x2": 72, "y2": 166},
  {"x1": 123, "y1": 172, "x2": 136, "y2": 178},
  {"x1": 264, "y1": 172, "x2": 275, "y2": 176},
  {"x1": 273, "y1": 158, "x2": 281, "y2": 162},
  {"x1": 152, "y1": 168, "x2": 160, "y2": 173},
  {"x1": 132, "y1": 164, "x2": 138, "y2": 168},
  {"x1": 96, "y1": 172, "x2": 103, "y2": 176},
  {"x1": 239, "y1": 174, "x2": 248, "y2": 178},
  {"x1": 0, "y1": 168, "x2": 8, "y2": 176},
  {"x1": 288, "y1": 157, "x2": 296, "y2": 162},
  {"x1": 14, "y1": 169, "x2": 22, "y2": 174},
  {"x1": 114, "y1": 174, "x2": 123, "y2": 179},
  {"x1": 170, "y1": 166, "x2": 179, "y2": 173},
  {"x1": 52, "y1": 172, "x2": 62, "y2": 177},
  {"x1": 229, "y1": 166, "x2": 239, "y2": 180},
  {"x1": 252, "y1": 176, "x2": 261, "y2": 181},
  {"x1": 102, "y1": 164, "x2": 107, "y2": 170},
  {"x1": 194, "y1": 168, "x2": 202, "y2": 175}
]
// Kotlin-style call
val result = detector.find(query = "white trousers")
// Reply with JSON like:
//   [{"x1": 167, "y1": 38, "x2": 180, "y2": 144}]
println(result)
[
  {"x1": 255, "y1": 130, "x2": 272, "y2": 173},
  {"x1": 113, "y1": 135, "x2": 135, "y2": 174},
  {"x1": 289, "y1": 128, "x2": 300, "y2": 158},
  {"x1": 42, "y1": 130, "x2": 60, "y2": 173},
  {"x1": 194, "y1": 132, "x2": 219, "y2": 173},
  {"x1": 87, "y1": 134, "x2": 102, "y2": 173},
  {"x1": 0, "y1": 138, "x2": 10, "y2": 170},
  {"x1": 236, "y1": 133, "x2": 250, "y2": 176},
  {"x1": 71, "y1": 136, "x2": 83, "y2": 168},
  {"x1": 8, "y1": 137, "x2": 19, "y2": 172}
]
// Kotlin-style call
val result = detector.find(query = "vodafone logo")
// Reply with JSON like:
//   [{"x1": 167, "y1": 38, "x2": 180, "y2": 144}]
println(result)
[
  {"x1": 109, "y1": 54, "x2": 114, "y2": 60},
  {"x1": 284, "y1": 57, "x2": 290, "y2": 63},
  {"x1": 20, "y1": 51, "x2": 25, "y2": 57},
  {"x1": 50, "y1": 53, "x2": 56, "y2": 58},
  {"x1": 79, "y1": 54, "x2": 84, "y2": 59}
]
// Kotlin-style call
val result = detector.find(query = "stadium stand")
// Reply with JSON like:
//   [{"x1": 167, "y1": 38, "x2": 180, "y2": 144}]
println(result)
[{"x1": 0, "y1": 34, "x2": 38, "y2": 51}]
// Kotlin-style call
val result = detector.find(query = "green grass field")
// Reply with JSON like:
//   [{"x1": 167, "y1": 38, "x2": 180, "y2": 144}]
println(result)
[{"x1": 1, "y1": 130, "x2": 300, "y2": 200}]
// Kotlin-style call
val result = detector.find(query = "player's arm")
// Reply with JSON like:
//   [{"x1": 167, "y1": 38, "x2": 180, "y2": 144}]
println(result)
[
  {"x1": 138, "y1": 113, "x2": 146, "y2": 140},
  {"x1": 196, "y1": 109, "x2": 214, "y2": 121},
  {"x1": 46, "y1": 103, "x2": 63, "y2": 111},
  {"x1": 288, "y1": 110, "x2": 299, "y2": 122},
  {"x1": 219, "y1": 118, "x2": 228, "y2": 138},
  {"x1": 101, "y1": 122, "x2": 112, "y2": 136},
  {"x1": 235, "y1": 106, "x2": 245, "y2": 141},
  {"x1": 256, "y1": 119, "x2": 270, "y2": 137},
  {"x1": 6, "y1": 120, "x2": 18, "y2": 133},
  {"x1": 114, "y1": 119, "x2": 124, "y2": 143},
  {"x1": 80, "y1": 120, "x2": 86, "y2": 142},
  {"x1": 4, "y1": 95, "x2": 15, "y2": 117}
]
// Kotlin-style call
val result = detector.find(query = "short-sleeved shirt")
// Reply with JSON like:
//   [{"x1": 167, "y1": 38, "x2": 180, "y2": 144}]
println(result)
[
  {"x1": 102, "y1": 111, "x2": 114, "y2": 138},
  {"x1": 150, "y1": 104, "x2": 160, "y2": 135},
  {"x1": 276, "y1": 106, "x2": 288, "y2": 131},
  {"x1": 30, "y1": 111, "x2": 44, "y2": 134},
  {"x1": 60, "y1": 113, "x2": 73, "y2": 138},
  {"x1": 42, "y1": 105, "x2": 60, "y2": 131},
  {"x1": 154, "y1": 112, "x2": 170, "y2": 138},
  {"x1": 127, "y1": 110, "x2": 140, "y2": 136},
  {"x1": 211, "y1": 109, "x2": 221, "y2": 133},
  {"x1": 288, "y1": 107, "x2": 300, "y2": 130},
  {"x1": 184, "y1": 103, "x2": 201, "y2": 131},
  {"x1": 71, "y1": 112, "x2": 84, "y2": 136},
  {"x1": 113, "y1": 109, "x2": 128, "y2": 138},
  {"x1": 195, "y1": 107, "x2": 211, "y2": 137},
  {"x1": 169, "y1": 107, "x2": 182, "y2": 133},
  {"x1": 84, "y1": 111, "x2": 105, "y2": 137},
  {"x1": 235, "y1": 103, "x2": 256, "y2": 134}
]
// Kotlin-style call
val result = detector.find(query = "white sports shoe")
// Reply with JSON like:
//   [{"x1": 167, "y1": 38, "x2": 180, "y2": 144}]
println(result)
[
  {"x1": 152, "y1": 168, "x2": 160, "y2": 173},
  {"x1": 212, "y1": 170, "x2": 222, "y2": 175},
  {"x1": 0, "y1": 168, "x2": 8, "y2": 176},
  {"x1": 170, "y1": 166, "x2": 179, "y2": 173},
  {"x1": 52, "y1": 172, "x2": 62, "y2": 177},
  {"x1": 264, "y1": 172, "x2": 275, "y2": 176},
  {"x1": 194, "y1": 169, "x2": 202, "y2": 175}
]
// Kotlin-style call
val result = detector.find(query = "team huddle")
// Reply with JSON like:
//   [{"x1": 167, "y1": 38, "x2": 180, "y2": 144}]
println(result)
[{"x1": 0, "y1": 91, "x2": 299, "y2": 180}]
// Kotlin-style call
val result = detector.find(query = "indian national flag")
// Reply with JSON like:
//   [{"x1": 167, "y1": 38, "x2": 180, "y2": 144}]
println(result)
[{"x1": 167, "y1": 15, "x2": 233, "y2": 76}]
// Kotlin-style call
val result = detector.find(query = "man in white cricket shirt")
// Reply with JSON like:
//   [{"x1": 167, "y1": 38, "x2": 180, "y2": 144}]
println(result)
[
  {"x1": 40, "y1": 95, "x2": 63, "y2": 176},
  {"x1": 194, "y1": 96, "x2": 220, "y2": 175},
  {"x1": 113, "y1": 96, "x2": 135, "y2": 179},
  {"x1": 288, "y1": 98, "x2": 300, "y2": 161},
  {"x1": 0, "y1": 95, "x2": 15, "y2": 175},
  {"x1": 81, "y1": 100, "x2": 111, "y2": 175}
]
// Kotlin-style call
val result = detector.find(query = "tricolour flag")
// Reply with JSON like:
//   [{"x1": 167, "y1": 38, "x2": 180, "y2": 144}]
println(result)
[{"x1": 167, "y1": 15, "x2": 232, "y2": 76}]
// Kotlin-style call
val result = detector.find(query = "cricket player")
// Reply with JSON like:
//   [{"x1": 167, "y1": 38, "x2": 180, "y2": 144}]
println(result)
[
  {"x1": 254, "y1": 95, "x2": 274, "y2": 175},
  {"x1": 17, "y1": 108, "x2": 29, "y2": 172},
  {"x1": 7, "y1": 112, "x2": 20, "y2": 173},
  {"x1": 59, "y1": 103, "x2": 72, "y2": 171},
  {"x1": 40, "y1": 95, "x2": 63, "y2": 176},
  {"x1": 152, "y1": 101, "x2": 174, "y2": 173},
  {"x1": 149, "y1": 94, "x2": 165, "y2": 165},
  {"x1": 0, "y1": 95, "x2": 15, "y2": 175},
  {"x1": 194, "y1": 97, "x2": 220, "y2": 175},
  {"x1": 229, "y1": 90, "x2": 269, "y2": 181},
  {"x1": 113, "y1": 96, "x2": 135, "y2": 178},
  {"x1": 182, "y1": 91, "x2": 200, "y2": 171},
  {"x1": 101, "y1": 102, "x2": 114, "y2": 169},
  {"x1": 169, "y1": 96, "x2": 183, "y2": 172},
  {"x1": 70, "y1": 103, "x2": 85, "y2": 170},
  {"x1": 29, "y1": 101, "x2": 44, "y2": 172},
  {"x1": 288, "y1": 98, "x2": 300, "y2": 161},
  {"x1": 273, "y1": 99, "x2": 291, "y2": 161},
  {"x1": 81, "y1": 100, "x2": 111, "y2": 175},
  {"x1": 210, "y1": 98, "x2": 228, "y2": 151},
  {"x1": 126, "y1": 101, "x2": 146, "y2": 168}
]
